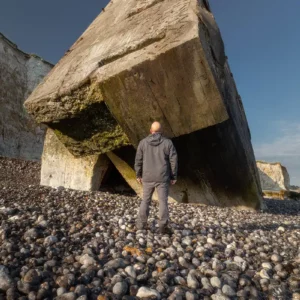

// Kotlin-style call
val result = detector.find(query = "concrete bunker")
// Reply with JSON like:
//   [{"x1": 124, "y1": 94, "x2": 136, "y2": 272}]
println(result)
[{"x1": 24, "y1": 0, "x2": 263, "y2": 210}]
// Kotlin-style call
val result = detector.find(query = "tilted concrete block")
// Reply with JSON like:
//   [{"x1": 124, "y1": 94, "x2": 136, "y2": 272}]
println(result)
[{"x1": 24, "y1": 0, "x2": 229, "y2": 155}]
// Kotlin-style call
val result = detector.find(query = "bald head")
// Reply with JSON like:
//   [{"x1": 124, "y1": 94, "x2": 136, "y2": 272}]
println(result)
[{"x1": 150, "y1": 121, "x2": 162, "y2": 134}]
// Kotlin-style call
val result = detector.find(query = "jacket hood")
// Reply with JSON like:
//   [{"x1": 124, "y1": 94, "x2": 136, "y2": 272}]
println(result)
[{"x1": 146, "y1": 133, "x2": 164, "y2": 146}]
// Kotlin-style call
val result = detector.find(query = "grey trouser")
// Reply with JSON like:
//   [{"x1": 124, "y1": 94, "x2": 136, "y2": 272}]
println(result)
[{"x1": 137, "y1": 182, "x2": 169, "y2": 229}]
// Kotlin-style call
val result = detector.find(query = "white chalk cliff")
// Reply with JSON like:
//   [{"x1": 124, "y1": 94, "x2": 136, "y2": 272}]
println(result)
[
  {"x1": 0, "y1": 33, "x2": 52, "y2": 160},
  {"x1": 257, "y1": 161, "x2": 290, "y2": 191}
]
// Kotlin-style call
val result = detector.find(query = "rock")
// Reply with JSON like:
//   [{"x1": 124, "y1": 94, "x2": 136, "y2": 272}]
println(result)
[
  {"x1": 174, "y1": 276, "x2": 186, "y2": 286},
  {"x1": 104, "y1": 258, "x2": 127, "y2": 269},
  {"x1": 125, "y1": 266, "x2": 136, "y2": 278},
  {"x1": 43, "y1": 235, "x2": 58, "y2": 246},
  {"x1": 211, "y1": 290, "x2": 230, "y2": 300},
  {"x1": 182, "y1": 229, "x2": 192, "y2": 236},
  {"x1": 56, "y1": 274, "x2": 75, "y2": 289},
  {"x1": 23, "y1": 269, "x2": 40, "y2": 285},
  {"x1": 23, "y1": 228, "x2": 41, "y2": 240},
  {"x1": 137, "y1": 287, "x2": 161, "y2": 299},
  {"x1": 210, "y1": 277, "x2": 222, "y2": 288},
  {"x1": 77, "y1": 296, "x2": 88, "y2": 300},
  {"x1": 185, "y1": 291, "x2": 198, "y2": 300},
  {"x1": 130, "y1": 285, "x2": 139, "y2": 296},
  {"x1": 178, "y1": 257, "x2": 191, "y2": 269},
  {"x1": 293, "y1": 292, "x2": 300, "y2": 300},
  {"x1": 113, "y1": 281, "x2": 128, "y2": 296},
  {"x1": 17, "y1": 281, "x2": 35, "y2": 295},
  {"x1": 289, "y1": 277, "x2": 300, "y2": 289},
  {"x1": 57, "y1": 292, "x2": 77, "y2": 300},
  {"x1": 37, "y1": 288, "x2": 51, "y2": 299},
  {"x1": 234, "y1": 256, "x2": 247, "y2": 271},
  {"x1": 257, "y1": 161, "x2": 290, "y2": 191},
  {"x1": 78, "y1": 254, "x2": 96, "y2": 267},
  {"x1": 74, "y1": 285, "x2": 87, "y2": 296},
  {"x1": 271, "y1": 254, "x2": 282, "y2": 263},
  {"x1": 187, "y1": 271, "x2": 199, "y2": 289},
  {"x1": 222, "y1": 285, "x2": 236, "y2": 297},
  {"x1": 156, "y1": 260, "x2": 169, "y2": 270},
  {"x1": 259, "y1": 269, "x2": 270, "y2": 279},
  {"x1": 0, "y1": 266, "x2": 13, "y2": 291},
  {"x1": 57, "y1": 287, "x2": 67, "y2": 296},
  {"x1": 6, "y1": 287, "x2": 20, "y2": 300},
  {"x1": 207, "y1": 238, "x2": 217, "y2": 245},
  {"x1": 262, "y1": 262, "x2": 273, "y2": 270}
]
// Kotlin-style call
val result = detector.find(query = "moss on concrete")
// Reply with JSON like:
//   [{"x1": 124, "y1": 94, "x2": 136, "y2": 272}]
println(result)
[
  {"x1": 48, "y1": 102, "x2": 130, "y2": 156},
  {"x1": 27, "y1": 80, "x2": 105, "y2": 123}
]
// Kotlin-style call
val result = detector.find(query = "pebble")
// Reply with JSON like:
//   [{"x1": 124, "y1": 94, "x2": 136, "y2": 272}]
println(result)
[
  {"x1": 104, "y1": 258, "x2": 127, "y2": 269},
  {"x1": 57, "y1": 292, "x2": 76, "y2": 300},
  {"x1": 222, "y1": 284, "x2": 236, "y2": 296},
  {"x1": 186, "y1": 291, "x2": 198, "y2": 300},
  {"x1": 78, "y1": 254, "x2": 96, "y2": 267},
  {"x1": 187, "y1": 270, "x2": 199, "y2": 289},
  {"x1": 262, "y1": 262, "x2": 273, "y2": 270},
  {"x1": 44, "y1": 235, "x2": 58, "y2": 246},
  {"x1": 210, "y1": 276, "x2": 222, "y2": 288},
  {"x1": 0, "y1": 157, "x2": 299, "y2": 299},
  {"x1": 113, "y1": 281, "x2": 128, "y2": 296},
  {"x1": 0, "y1": 266, "x2": 13, "y2": 291},
  {"x1": 260, "y1": 269, "x2": 271, "y2": 279},
  {"x1": 125, "y1": 266, "x2": 136, "y2": 278},
  {"x1": 136, "y1": 287, "x2": 161, "y2": 299},
  {"x1": 271, "y1": 254, "x2": 283, "y2": 263}
]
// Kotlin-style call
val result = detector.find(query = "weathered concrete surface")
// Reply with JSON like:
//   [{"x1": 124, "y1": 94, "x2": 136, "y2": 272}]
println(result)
[
  {"x1": 25, "y1": 0, "x2": 229, "y2": 155},
  {"x1": 257, "y1": 161, "x2": 290, "y2": 191},
  {"x1": 0, "y1": 33, "x2": 52, "y2": 160},
  {"x1": 41, "y1": 129, "x2": 110, "y2": 190}
]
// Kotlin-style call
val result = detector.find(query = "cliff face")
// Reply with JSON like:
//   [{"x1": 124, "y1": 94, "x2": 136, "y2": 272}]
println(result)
[
  {"x1": 0, "y1": 33, "x2": 52, "y2": 160},
  {"x1": 257, "y1": 161, "x2": 290, "y2": 191}
]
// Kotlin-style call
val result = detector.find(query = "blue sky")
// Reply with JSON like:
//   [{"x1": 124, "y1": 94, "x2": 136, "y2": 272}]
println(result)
[{"x1": 0, "y1": 0, "x2": 299, "y2": 184}]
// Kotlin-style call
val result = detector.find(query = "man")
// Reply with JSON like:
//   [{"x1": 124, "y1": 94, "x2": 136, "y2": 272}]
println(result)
[{"x1": 134, "y1": 121, "x2": 178, "y2": 234}]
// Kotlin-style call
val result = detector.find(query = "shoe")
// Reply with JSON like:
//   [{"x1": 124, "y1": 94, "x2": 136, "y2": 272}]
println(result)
[{"x1": 159, "y1": 226, "x2": 173, "y2": 235}]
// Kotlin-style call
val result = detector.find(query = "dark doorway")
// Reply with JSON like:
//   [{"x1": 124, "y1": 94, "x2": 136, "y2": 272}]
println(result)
[{"x1": 100, "y1": 161, "x2": 134, "y2": 194}]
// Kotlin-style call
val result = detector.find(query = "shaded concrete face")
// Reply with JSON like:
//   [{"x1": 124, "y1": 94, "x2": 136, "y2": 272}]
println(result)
[
  {"x1": 41, "y1": 129, "x2": 110, "y2": 191},
  {"x1": 0, "y1": 33, "x2": 52, "y2": 160},
  {"x1": 24, "y1": 0, "x2": 229, "y2": 154},
  {"x1": 108, "y1": 137, "x2": 262, "y2": 210}
]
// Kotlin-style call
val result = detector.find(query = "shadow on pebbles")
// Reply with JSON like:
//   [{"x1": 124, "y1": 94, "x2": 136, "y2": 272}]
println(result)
[{"x1": 0, "y1": 157, "x2": 299, "y2": 300}]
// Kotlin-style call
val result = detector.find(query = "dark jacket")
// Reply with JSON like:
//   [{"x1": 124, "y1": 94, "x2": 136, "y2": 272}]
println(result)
[{"x1": 134, "y1": 133, "x2": 178, "y2": 183}]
